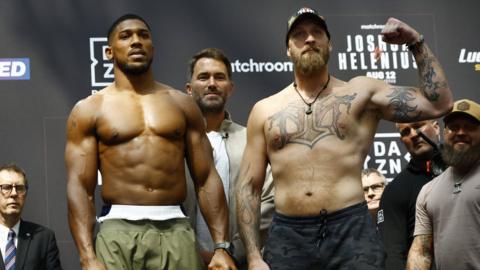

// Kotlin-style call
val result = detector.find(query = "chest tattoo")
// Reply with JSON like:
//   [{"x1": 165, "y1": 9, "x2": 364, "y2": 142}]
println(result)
[{"x1": 268, "y1": 93, "x2": 357, "y2": 149}]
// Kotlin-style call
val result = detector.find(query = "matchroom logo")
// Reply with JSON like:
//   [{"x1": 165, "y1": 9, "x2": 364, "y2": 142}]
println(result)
[
  {"x1": 0, "y1": 58, "x2": 30, "y2": 80},
  {"x1": 231, "y1": 59, "x2": 293, "y2": 73}
]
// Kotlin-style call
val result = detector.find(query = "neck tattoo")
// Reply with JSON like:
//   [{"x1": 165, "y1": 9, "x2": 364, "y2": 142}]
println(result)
[{"x1": 293, "y1": 74, "x2": 331, "y2": 115}]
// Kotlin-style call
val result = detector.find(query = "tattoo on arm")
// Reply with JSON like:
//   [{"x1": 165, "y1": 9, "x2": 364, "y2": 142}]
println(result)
[
  {"x1": 237, "y1": 170, "x2": 261, "y2": 257},
  {"x1": 387, "y1": 86, "x2": 421, "y2": 122},
  {"x1": 406, "y1": 235, "x2": 433, "y2": 270},
  {"x1": 413, "y1": 45, "x2": 448, "y2": 102}
]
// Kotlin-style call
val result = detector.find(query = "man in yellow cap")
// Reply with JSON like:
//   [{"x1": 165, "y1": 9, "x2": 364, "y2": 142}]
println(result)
[{"x1": 407, "y1": 99, "x2": 480, "y2": 270}]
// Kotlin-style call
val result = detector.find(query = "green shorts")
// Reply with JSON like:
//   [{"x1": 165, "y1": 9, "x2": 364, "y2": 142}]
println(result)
[{"x1": 96, "y1": 218, "x2": 204, "y2": 270}]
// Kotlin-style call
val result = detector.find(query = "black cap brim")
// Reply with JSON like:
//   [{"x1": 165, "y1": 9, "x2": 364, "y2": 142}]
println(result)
[{"x1": 286, "y1": 13, "x2": 330, "y2": 46}]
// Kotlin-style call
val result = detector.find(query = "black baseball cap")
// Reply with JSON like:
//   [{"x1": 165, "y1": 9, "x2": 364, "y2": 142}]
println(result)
[{"x1": 286, "y1": 7, "x2": 330, "y2": 46}]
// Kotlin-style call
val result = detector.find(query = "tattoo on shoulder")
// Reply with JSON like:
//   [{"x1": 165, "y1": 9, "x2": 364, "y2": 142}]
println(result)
[
  {"x1": 387, "y1": 86, "x2": 421, "y2": 122},
  {"x1": 267, "y1": 93, "x2": 357, "y2": 149}
]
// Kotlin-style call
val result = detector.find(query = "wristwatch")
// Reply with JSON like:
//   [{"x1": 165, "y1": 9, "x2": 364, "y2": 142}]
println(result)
[{"x1": 214, "y1": 242, "x2": 235, "y2": 257}]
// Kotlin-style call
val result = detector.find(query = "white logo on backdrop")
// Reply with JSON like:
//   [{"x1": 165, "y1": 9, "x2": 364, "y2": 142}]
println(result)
[
  {"x1": 231, "y1": 59, "x2": 293, "y2": 73},
  {"x1": 337, "y1": 24, "x2": 418, "y2": 84},
  {"x1": 89, "y1": 37, "x2": 113, "y2": 93},
  {"x1": 458, "y1": 48, "x2": 480, "y2": 71},
  {"x1": 364, "y1": 132, "x2": 410, "y2": 181}
]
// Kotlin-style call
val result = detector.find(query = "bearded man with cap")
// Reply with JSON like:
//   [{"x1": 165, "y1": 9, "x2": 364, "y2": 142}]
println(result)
[
  {"x1": 236, "y1": 6, "x2": 453, "y2": 270},
  {"x1": 406, "y1": 99, "x2": 480, "y2": 270}
]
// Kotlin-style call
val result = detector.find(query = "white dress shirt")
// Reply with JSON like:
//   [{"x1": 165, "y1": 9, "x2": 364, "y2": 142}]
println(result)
[{"x1": 0, "y1": 221, "x2": 20, "y2": 261}]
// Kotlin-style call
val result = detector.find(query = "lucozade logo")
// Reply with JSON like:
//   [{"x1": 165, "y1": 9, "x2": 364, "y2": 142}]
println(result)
[
  {"x1": 458, "y1": 48, "x2": 480, "y2": 72},
  {"x1": 0, "y1": 58, "x2": 30, "y2": 80},
  {"x1": 89, "y1": 37, "x2": 113, "y2": 93}
]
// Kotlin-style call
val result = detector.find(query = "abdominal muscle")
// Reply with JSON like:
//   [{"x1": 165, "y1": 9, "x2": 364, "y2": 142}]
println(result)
[{"x1": 98, "y1": 136, "x2": 188, "y2": 206}]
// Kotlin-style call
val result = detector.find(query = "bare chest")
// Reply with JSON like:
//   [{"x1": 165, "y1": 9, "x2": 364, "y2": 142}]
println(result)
[
  {"x1": 96, "y1": 95, "x2": 185, "y2": 144},
  {"x1": 266, "y1": 93, "x2": 360, "y2": 150}
]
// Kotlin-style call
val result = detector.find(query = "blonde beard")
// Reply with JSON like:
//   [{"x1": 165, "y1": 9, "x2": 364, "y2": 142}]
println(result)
[{"x1": 292, "y1": 50, "x2": 329, "y2": 77}]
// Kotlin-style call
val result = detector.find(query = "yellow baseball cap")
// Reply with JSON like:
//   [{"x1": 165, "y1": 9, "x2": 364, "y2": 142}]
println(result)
[{"x1": 443, "y1": 99, "x2": 480, "y2": 124}]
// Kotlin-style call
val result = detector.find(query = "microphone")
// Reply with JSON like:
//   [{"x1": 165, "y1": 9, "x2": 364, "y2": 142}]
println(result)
[
  {"x1": 415, "y1": 129, "x2": 438, "y2": 148},
  {"x1": 416, "y1": 129, "x2": 447, "y2": 175}
]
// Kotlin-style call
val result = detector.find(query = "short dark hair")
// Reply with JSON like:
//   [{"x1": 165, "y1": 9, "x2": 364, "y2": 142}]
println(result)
[
  {"x1": 107, "y1": 14, "x2": 151, "y2": 43},
  {"x1": 0, "y1": 163, "x2": 28, "y2": 187},
  {"x1": 188, "y1": 48, "x2": 232, "y2": 81}
]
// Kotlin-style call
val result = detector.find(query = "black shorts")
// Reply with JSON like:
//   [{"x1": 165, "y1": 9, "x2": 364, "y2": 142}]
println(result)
[{"x1": 263, "y1": 202, "x2": 385, "y2": 270}]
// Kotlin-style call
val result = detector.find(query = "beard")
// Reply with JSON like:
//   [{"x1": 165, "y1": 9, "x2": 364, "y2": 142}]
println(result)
[
  {"x1": 291, "y1": 47, "x2": 330, "y2": 77},
  {"x1": 117, "y1": 58, "x2": 152, "y2": 75},
  {"x1": 441, "y1": 142, "x2": 480, "y2": 170},
  {"x1": 192, "y1": 92, "x2": 226, "y2": 114}
]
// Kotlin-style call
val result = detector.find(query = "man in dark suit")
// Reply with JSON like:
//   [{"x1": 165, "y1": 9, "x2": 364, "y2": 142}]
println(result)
[{"x1": 0, "y1": 164, "x2": 62, "y2": 270}]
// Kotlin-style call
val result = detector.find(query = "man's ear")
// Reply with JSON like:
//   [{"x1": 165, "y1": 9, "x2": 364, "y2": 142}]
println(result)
[
  {"x1": 432, "y1": 121, "x2": 440, "y2": 136},
  {"x1": 227, "y1": 81, "x2": 235, "y2": 98},
  {"x1": 185, "y1": 83, "x2": 192, "y2": 95},
  {"x1": 105, "y1": 46, "x2": 113, "y2": 61},
  {"x1": 329, "y1": 41, "x2": 332, "y2": 52}
]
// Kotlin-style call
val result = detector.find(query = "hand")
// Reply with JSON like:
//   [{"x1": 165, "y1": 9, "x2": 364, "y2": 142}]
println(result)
[
  {"x1": 208, "y1": 249, "x2": 238, "y2": 270},
  {"x1": 200, "y1": 250, "x2": 215, "y2": 266},
  {"x1": 381, "y1": 17, "x2": 421, "y2": 45},
  {"x1": 248, "y1": 258, "x2": 270, "y2": 270},
  {"x1": 81, "y1": 258, "x2": 107, "y2": 270}
]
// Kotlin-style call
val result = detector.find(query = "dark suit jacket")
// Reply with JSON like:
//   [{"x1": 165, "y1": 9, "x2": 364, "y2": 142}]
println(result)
[{"x1": 0, "y1": 220, "x2": 62, "y2": 270}]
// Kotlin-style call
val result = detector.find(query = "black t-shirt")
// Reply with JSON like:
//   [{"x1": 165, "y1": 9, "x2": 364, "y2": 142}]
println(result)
[{"x1": 377, "y1": 160, "x2": 434, "y2": 270}]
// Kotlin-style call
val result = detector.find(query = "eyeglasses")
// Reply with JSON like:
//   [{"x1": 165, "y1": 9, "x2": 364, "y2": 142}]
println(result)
[
  {"x1": 363, "y1": 183, "x2": 384, "y2": 193},
  {"x1": 0, "y1": 184, "x2": 28, "y2": 196}
]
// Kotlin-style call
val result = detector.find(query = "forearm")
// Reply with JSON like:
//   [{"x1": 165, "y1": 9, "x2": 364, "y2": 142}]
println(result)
[
  {"x1": 232, "y1": 176, "x2": 274, "y2": 263},
  {"x1": 406, "y1": 251, "x2": 432, "y2": 270},
  {"x1": 406, "y1": 235, "x2": 433, "y2": 270},
  {"x1": 67, "y1": 184, "x2": 98, "y2": 264},
  {"x1": 236, "y1": 179, "x2": 263, "y2": 261},
  {"x1": 411, "y1": 41, "x2": 452, "y2": 109},
  {"x1": 197, "y1": 174, "x2": 230, "y2": 243}
]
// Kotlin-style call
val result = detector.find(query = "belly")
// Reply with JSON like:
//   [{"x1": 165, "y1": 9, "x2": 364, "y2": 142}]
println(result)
[
  {"x1": 98, "y1": 136, "x2": 187, "y2": 205},
  {"x1": 269, "y1": 141, "x2": 365, "y2": 215}
]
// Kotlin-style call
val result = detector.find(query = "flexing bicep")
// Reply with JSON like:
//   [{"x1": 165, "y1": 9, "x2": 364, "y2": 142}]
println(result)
[
  {"x1": 406, "y1": 234, "x2": 433, "y2": 270},
  {"x1": 371, "y1": 43, "x2": 452, "y2": 122}
]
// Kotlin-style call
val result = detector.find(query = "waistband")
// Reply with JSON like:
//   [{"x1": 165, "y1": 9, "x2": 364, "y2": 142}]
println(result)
[
  {"x1": 273, "y1": 201, "x2": 368, "y2": 225},
  {"x1": 97, "y1": 204, "x2": 187, "y2": 223}
]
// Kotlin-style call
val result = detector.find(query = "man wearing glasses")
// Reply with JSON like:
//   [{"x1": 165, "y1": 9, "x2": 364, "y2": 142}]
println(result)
[
  {"x1": 361, "y1": 168, "x2": 386, "y2": 224},
  {"x1": 0, "y1": 164, "x2": 62, "y2": 270}
]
